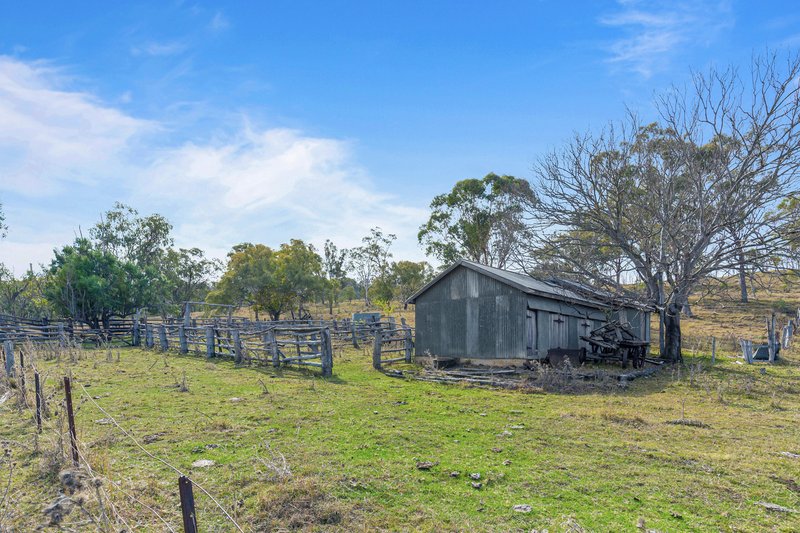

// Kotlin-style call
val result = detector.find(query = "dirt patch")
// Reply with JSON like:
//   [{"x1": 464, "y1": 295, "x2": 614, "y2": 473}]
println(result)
[{"x1": 254, "y1": 477, "x2": 365, "y2": 530}]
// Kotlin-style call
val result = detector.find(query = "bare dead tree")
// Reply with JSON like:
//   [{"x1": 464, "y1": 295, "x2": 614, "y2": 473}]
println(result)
[{"x1": 530, "y1": 51, "x2": 800, "y2": 362}]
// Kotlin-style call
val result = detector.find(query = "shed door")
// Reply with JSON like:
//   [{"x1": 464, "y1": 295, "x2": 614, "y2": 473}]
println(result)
[
  {"x1": 550, "y1": 314, "x2": 567, "y2": 349},
  {"x1": 579, "y1": 317, "x2": 593, "y2": 350},
  {"x1": 526, "y1": 309, "x2": 537, "y2": 358}
]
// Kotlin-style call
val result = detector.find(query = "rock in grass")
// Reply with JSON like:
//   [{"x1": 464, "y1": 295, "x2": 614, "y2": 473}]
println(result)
[
  {"x1": 470, "y1": 472, "x2": 481, "y2": 480},
  {"x1": 780, "y1": 451, "x2": 800, "y2": 459},
  {"x1": 191, "y1": 459, "x2": 215, "y2": 468},
  {"x1": 503, "y1": 459, "x2": 512, "y2": 466},
  {"x1": 416, "y1": 461, "x2": 436, "y2": 470},
  {"x1": 449, "y1": 471, "x2": 460, "y2": 477},
  {"x1": 513, "y1": 504, "x2": 532, "y2": 513},
  {"x1": 471, "y1": 481, "x2": 483, "y2": 489},
  {"x1": 755, "y1": 501, "x2": 797, "y2": 513},
  {"x1": 491, "y1": 447, "x2": 503, "y2": 453}
]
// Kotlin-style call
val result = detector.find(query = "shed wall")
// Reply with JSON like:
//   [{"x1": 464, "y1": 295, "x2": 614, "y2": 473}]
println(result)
[{"x1": 414, "y1": 266, "x2": 527, "y2": 359}]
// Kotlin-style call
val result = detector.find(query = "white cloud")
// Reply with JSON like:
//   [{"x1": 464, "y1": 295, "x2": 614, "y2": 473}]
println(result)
[
  {"x1": 599, "y1": 1, "x2": 733, "y2": 77},
  {"x1": 130, "y1": 41, "x2": 187, "y2": 57},
  {"x1": 145, "y1": 125, "x2": 429, "y2": 261},
  {"x1": 209, "y1": 11, "x2": 230, "y2": 32},
  {"x1": 0, "y1": 55, "x2": 429, "y2": 273},
  {"x1": 0, "y1": 56, "x2": 153, "y2": 195}
]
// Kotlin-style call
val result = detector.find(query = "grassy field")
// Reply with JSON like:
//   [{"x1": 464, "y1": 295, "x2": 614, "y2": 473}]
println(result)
[{"x1": 1, "y1": 336, "x2": 799, "y2": 531}]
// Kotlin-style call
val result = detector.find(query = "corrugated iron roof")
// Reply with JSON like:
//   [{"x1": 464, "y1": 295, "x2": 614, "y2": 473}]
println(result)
[{"x1": 406, "y1": 259, "x2": 611, "y2": 309}]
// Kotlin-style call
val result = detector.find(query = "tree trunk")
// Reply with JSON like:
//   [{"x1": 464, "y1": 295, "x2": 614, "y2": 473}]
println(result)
[
  {"x1": 738, "y1": 257, "x2": 748, "y2": 303},
  {"x1": 254, "y1": 307, "x2": 259, "y2": 321},
  {"x1": 662, "y1": 302, "x2": 682, "y2": 362}
]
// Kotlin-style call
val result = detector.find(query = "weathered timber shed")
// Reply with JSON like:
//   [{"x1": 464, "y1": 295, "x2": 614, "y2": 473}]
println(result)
[{"x1": 406, "y1": 259, "x2": 651, "y2": 363}]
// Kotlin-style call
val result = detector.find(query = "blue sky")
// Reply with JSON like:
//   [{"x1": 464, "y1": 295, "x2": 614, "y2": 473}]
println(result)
[{"x1": 0, "y1": 0, "x2": 798, "y2": 273}]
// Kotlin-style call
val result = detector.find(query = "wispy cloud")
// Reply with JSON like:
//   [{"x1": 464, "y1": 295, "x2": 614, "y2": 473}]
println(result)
[
  {"x1": 0, "y1": 56, "x2": 153, "y2": 196},
  {"x1": 599, "y1": 1, "x2": 734, "y2": 77},
  {"x1": 130, "y1": 40, "x2": 188, "y2": 57},
  {"x1": 209, "y1": 11, "x2": 230, "y2": 32},
  {"x1": 0, "y1": 55, "x2": 427, "y2": 272}
]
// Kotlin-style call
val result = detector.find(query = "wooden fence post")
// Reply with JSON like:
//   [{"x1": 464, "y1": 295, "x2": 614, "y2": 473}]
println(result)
[
  {"x1": 350, "y1": 321, "x2": 359, "y2": 349},
  {"x1": 63, "y1": 376, "x2": 79, "y2": 467},
  {"x1": 403, "y1": 325, "x2": 413, "y2": 363},
  {"x1": 232, "y1": 329, "x2": 243, "y2": 364},
  {"x1": 767, "y1": 314, "x2": 776, "y2": 363},
  {"x1": 269, "y1": 329, "x2": 280, "y2": 368},
  {"x1": 783, "y1": 325, "x2": 791, "y2": 349},
  {"x1": 372, "y1": 330, "x2": 382, "y2": 370},
  {"x1": 711, "y1": 336, "x2": 716, "y2": 364},
  {"x1": 145, "y1": 324, "x2": 154, "y2": 349},
  {"x1": 740, "y1": 339, "x2": 753, "y2": 364},
  {"x1": 34, "y1": 371, "x2": 42, "y2": 432},
  {"x1": 57, "y1": 323, "x2": 66, "y2": 348},
  {"x1": 178, "y1": 475, "x2": 198, "y2": 533},
  {"x1": 205, "y1": 326, "x2": 215, "y2": 359},
  {"x1": 322, "y1": 328, "x2": 333, "y2": 377},
  {"x1": 183, "y1": 302, "x2": 192, "y2": 329},
  {"x1": 132, "y1": 314, "x2": 140, "y2": 347},
  {"x1": 3, "y1": 341, "x2": 14, "y2": 378},
  {"x1": 179, "y1": 326, "x2": 188, "y2": 354},
  {"x1": 159, "y1": 325, "x2": 168, "y2": 351}
]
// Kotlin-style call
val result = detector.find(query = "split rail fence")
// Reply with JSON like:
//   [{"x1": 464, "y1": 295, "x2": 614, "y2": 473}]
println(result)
[{"x1": 0, "y1": 312, "x2": 416, "y2": 378}]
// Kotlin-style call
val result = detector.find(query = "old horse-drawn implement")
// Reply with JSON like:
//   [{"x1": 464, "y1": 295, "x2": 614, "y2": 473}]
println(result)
[{"x1": 580, "y1": 320, "x2": 650, "y2": 369}]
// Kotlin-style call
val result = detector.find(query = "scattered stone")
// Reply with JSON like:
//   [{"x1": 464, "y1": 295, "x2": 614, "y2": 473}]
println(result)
[
  {"x1": 666, "y1": 418, "x2": 710, "y2": 429},
  {"x1": 479, "y1": 413, "x2": 487, "y2": 416},
  {"x1": 670, "y1": 511, "x2": 683, "y2": 519},
  {"x1": 393, "y1": 400, "x2": 407, "y2": 405},
  {"x1": 373, "y1": 410, "x2": 379, "y2": 414},
  {"x1": 509, "y1": 410, "x2": 523, "y2": 414},
  {"x1": 756, "y1": 501, "x2": 797, "y2": 513},
  {"x1": 94, "y1": 418, "x2": 114, "y2": 425},
  {"x1": 449, "y1": 471, "x2": 461, "y2": 477},
  {"x1": 470, "y1": 472, "x2": 481, "y2": 480},
  {"x1": 416, "y1": 461, "x2": 436, "y2": 470},
  {"x1": 780, "y1": 451, "x2": 800, "y2": 459},
  {"x1": 636, "y1": 517, "x2": 646, "y2": 529},
  {"x1": 471, "y1": 482, "x2": 483, "y2": 489},
  {"x1": 491, "y1": 447, "x2": 503, "y2": 453},
  {"x1": 503, "y1": 459, "x2": 512, "y2": 466},
  {"x1": 0, "y1": 392, "x2": 12, "y2": 406},
  {"x1": 509, "y1": 425, "x2": 524, "y2": 430},
  {"x1": 191, "y1": 459, "x2": 215, "y2": 468},
  {"x1": 229, "y1": 397, "x2": 243, "y2": 402},
  {"x1": 513, "y1": 504, "x2": 532, "y2": 513},
  {"x1": 498, "y1": 430, "x2": 513, "y2": 438},
  {"x1": 205, "y1": 443, "x2": 219, "y2": 450},
  {"x1": 142, "y1": 433, "x2": 164, "y2": 444}
]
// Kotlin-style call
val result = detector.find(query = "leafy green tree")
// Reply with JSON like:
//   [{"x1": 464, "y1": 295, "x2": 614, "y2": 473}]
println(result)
[
  {"x1": 89, "y1": 202, "x2": 173, "y2": 269},
  {"x1": 391, "y1": 260, "x2": 435, "y2": 308},
  {"x1": 207, "y1": 244, "x2": 281, "y2": 320},
  {"x1": 44, "y1": 239, "x2": 157, "y2": 331},
  {"x1": 418, "y1": 173, "x2": 536, "y2": 269},
  {"x1": 349, "y1": 227, "x2": 396, "y2": 305},
  {"x1": 163, "y1": 247, "x2": 222, "y2": 305},
  {"x1": 322, "y1": 239, "x2": 348, "y2": 314},
  {"x1": 0, "y1": 202, "x2": 7, "y2": 239},
  {"x1": 0, "y1": 265, "x2": 50, "y2": 318},
  {"x1": 208, "y1": 240, "x2": 323, "y2": 320},
  {"x1": 275, "y1": 239, "x2": 324, "y2": 318}
]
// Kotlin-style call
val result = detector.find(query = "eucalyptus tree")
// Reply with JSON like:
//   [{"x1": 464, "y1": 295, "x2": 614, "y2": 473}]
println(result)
[
  {"x1": 322, "y1": 239, "x2": 348, "y2": 314},
  {"x1": 418, "y1": 173, "x2": 536, "y2": 270},
  {"x1": 349, "y1": 227, "x2": 396, "y2": 305}
]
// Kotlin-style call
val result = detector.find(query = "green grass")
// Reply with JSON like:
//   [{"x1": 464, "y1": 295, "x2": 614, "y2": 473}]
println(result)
[{"x1": 1, "y1": 344, "x2": 800, "y2": 531}]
